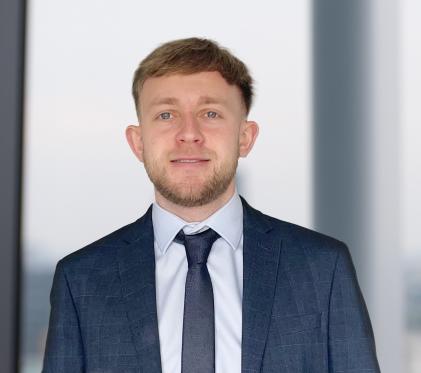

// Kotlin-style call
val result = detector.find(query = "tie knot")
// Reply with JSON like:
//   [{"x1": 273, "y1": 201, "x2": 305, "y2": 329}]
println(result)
[{"x1": 174, "y1": 228, "x2": 220, "y2": 267}]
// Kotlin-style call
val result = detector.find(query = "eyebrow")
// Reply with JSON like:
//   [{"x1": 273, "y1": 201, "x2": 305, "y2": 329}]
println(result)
[
  {"x1": 149, "y1": 96, "x2": 228, "y2": 107},
  {"x1": 198, "y1": 96, "x2": 228, "y2": 106},
  {"x1": 149, "y1": 97, "x2": 179, "y2": 107}
]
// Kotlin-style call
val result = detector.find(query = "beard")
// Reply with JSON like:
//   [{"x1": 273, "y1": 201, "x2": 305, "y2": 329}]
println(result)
[{"x1": 143, "y1": 153, "x2": 238, "y2": 207}]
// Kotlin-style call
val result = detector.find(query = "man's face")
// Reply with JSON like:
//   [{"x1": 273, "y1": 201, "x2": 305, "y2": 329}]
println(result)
[{"x1": 126, "y1": 71, "x2": 258, "y2": 207}]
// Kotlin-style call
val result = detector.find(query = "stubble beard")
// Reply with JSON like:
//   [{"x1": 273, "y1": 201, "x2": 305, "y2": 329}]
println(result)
[{"x1": 143, "y1": 156, "x2": 238, "y2": 207}]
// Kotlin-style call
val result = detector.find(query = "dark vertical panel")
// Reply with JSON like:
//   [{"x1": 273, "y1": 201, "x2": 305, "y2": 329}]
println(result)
[
  {"x1": 0, "y1": 0, "x2": 26, "y2": 372},
  {"x1": 312, "y1": 0, "x2": 372, "y2": 288}
]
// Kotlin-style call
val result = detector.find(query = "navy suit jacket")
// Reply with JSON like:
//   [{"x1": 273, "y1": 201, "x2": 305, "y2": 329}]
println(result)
[{"x1": 43, "y1": 196, "x2": 380, "y2": 372}]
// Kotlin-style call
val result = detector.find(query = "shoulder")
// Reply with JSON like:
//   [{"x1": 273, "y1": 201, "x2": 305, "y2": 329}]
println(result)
[
  {"x1": 57, "y1": 206, "x2": 153, "y2": 273},
  {"x1": 243, "y1": 198, "x2": 349, "y2": 265},
  {"x1": 243, "y1": 196, "x2": 346, "y2": 251},
  {"x1": 271, "y1": 213, "x2": 345, "y2": 251},
  {"x1": 255, "y1": 208, "x2": 354, "y2": 283}
]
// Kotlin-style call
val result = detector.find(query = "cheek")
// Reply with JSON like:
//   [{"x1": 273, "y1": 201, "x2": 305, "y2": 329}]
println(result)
[
  {"x1": 212, "y1": 128, "x2": 239, "y2": 146},
  {"x1": 225, "y1": 131, "x2": 241, "y2": 150},
  {"x1": 142, "y1": 134, "x2": 166, "y2": 156},
  {"x1": 215, "y1": 139, "x2": 240, "y2": 160}
]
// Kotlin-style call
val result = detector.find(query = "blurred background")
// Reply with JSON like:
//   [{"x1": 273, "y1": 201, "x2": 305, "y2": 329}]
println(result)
[{"x1": 0, "y1": 0, "x2": 420, "y2": 372}]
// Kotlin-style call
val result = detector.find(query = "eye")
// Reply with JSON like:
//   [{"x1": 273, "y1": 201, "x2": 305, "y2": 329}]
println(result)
[
  {"x1": 205, "y1": 111, "x2": 218, "y2": 119},
  {"x1": 159, "y1": 112, "x2": 173, "y2": 120}
]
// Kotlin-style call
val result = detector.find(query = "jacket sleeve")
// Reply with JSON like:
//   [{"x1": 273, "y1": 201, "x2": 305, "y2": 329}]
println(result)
[
  {"x1": 328, "y1": 243, "x2": 381, "y2": 372},
  {"x1": 42, "y1": 260, "x2": 85, "y2": 373}
]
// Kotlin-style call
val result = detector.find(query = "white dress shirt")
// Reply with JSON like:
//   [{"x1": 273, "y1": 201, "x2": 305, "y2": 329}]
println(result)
[{"x1": 152, "y1": 191, "x2": 243, "y2": 373}]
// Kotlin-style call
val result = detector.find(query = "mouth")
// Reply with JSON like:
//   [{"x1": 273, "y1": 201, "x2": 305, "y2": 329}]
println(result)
[
  {"x1": 170, "y1": 158, "x2": 210, "y2": 168},
  {"x1": 171, "y1": 156, "x2": 210, "y2": 163},
  {"x1": 171, "y1": 159, "x2": 210, "y2": 163}
]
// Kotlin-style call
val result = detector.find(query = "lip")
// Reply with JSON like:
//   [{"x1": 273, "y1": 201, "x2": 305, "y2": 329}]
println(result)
[
  {"x1": 170, "y1": 159, "x2": 210, "y2": 167},
  {"x1": 171, "y1": 157, "x2": 210, "y2": 162},
  {"x1": 171, "y1": 160, "x2": 210, "y2": 163}
]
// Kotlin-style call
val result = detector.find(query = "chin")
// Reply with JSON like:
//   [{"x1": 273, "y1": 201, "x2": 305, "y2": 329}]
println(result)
[{"x1": 159, "y1": 186, "x2": 221, "y2": 208}]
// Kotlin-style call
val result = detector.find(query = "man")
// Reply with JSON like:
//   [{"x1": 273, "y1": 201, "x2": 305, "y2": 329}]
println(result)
[{"x1": 43, "y1": 38, "x2": 380, "y2": 373}]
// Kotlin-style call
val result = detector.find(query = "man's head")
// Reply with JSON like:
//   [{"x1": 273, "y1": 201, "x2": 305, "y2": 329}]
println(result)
[
  {"x1": 126, "y1": 38, "x2": 259, "y2": 210},
  {"x1": 132, "y1": 38, "x2": 254, "y2": 119}
]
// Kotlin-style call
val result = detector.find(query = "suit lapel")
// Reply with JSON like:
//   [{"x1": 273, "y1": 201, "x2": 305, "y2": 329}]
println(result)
[
  {"x1": 115, "y1": 197, "x2": 282, "y2": 373},
  {"x1": 117, "y1": 206, "x2": 163, "y2": 373},
  {"x1": 240, "y1": 197, "x2": 282, "y2": 373}
]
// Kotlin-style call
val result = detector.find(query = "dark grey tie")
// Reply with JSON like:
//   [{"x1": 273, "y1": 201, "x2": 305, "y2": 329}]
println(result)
[{"x1": 174, "y1": 228, "x2": 220, "y2": 373}]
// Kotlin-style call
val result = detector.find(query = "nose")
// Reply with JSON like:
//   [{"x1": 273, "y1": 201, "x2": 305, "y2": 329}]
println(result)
[{"x1": 175, "y1": 113, "x2": 204, "y2": 144}]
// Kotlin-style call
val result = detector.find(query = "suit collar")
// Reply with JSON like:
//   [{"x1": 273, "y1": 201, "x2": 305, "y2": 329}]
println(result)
[
  {"x1": 240, "y1": 195, "x2": 273, "y2": 234},
  {"x1": 119, "y1": 195, "x2": 273, "y2": 248}
]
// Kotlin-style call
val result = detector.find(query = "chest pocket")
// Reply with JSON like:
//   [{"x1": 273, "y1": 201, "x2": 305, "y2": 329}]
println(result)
[
  {"x1": 267, "y1": 312, "x2": 323, "y2": 348},
  {"x1": 262, "y1": 312, "x2": 327, "y2": 372}
]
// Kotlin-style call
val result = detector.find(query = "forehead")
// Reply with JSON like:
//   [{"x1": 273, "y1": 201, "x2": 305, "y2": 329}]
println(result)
[{"x1": 140, "y1": 71, "x2": 243, "y2": 109}]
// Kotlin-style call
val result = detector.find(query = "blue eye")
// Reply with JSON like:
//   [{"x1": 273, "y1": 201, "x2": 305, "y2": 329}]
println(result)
[
  {"x1": 206, "y1": 111, "x2": 218, "y2": 119},
  {"x1": 159, "y1": 112, "x2": 172, "y2": 120}
]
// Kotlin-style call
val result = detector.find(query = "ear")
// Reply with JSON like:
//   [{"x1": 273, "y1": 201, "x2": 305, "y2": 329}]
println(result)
[
  {"x1": 125, "y1": 124, "x2": 144, "y2": 163},
  {"x1": 239, "y1": 120, "x2": 259, "y2": 158}
]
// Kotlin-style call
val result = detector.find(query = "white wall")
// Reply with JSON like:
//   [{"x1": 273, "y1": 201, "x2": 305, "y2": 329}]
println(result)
[{"x1": 23, "y1": 0, "x2": 312, "y2": 268}]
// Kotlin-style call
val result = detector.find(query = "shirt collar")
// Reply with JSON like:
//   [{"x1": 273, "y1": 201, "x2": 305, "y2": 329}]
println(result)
[{"x1": 152, "y1": 191, "x2": 243, "y2": 255}]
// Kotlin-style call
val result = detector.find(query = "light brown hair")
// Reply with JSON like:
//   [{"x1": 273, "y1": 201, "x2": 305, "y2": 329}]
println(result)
[{"x1": 132, "y1": 37, "x2": 254, "y2": 118}]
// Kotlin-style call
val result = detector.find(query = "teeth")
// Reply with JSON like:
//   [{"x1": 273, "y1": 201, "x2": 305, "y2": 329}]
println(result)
[{"x1": 176, "y1": 159, "x2": 201, "y2": 163}]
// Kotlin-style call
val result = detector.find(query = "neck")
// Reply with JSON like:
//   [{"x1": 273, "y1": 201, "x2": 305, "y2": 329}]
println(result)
[{"x1": 155, "y1": 183, "x2": 236, "y2": 222}]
